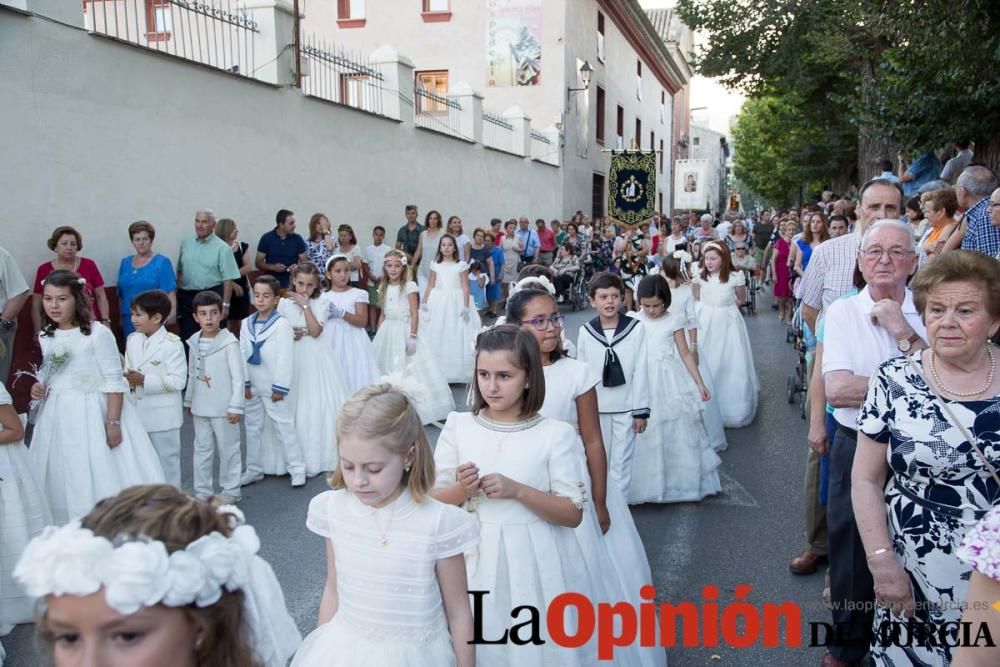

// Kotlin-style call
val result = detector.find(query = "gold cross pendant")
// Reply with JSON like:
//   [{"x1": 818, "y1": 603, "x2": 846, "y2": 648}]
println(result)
[
  {"x1": 200, "y1": 375, "x2": 212, "y2": 388},
  {"x1": 379, "y1": 537, "x2": 389, "y2": 547}
]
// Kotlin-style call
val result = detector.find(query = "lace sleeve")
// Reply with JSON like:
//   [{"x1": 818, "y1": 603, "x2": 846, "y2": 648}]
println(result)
[
  {"x1": 93, "y1": 324, "x2": 128, "y2": 393},
  {"x1": 434, "y1": 503, "x2": 480, "y2": 559},
  {"x1": 305, "y1": 491, "x2": 335, "y2": 538},
  {"x1": 432, "y1": 414, "x2": 460, "y2": 488},
  {"x1": 546, "y1": 421, "x2": 586, "y2": 509}
]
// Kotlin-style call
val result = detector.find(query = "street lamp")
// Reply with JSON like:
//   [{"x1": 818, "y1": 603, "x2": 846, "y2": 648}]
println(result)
[{"x1": 567, "y1": 60, "x2": 594, "y2": 96}]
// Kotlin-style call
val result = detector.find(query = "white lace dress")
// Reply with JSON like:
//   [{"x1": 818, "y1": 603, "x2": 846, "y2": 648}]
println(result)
[
  {"x1": 293, "y1": 488, "x2": 479, "y2": 666},
  {"x1": 629, "y1": 311, "x2": 721, "y2": 504},
  {"x1": 694, "y1": 273, "x2": 759, "y2": 427},
  {"x1": 320, "y1": 288, "x2": 380, "y2": 395},
  {"x1": 0, "y1": 384, "x2": 52, "y2": 632},
  {"x1": 372, "y1": 282, "x2": 454, "y2": 424},
  {"x1": 29, "y1": 324, "x2": 164, "y2": 524},
  {"x1": 267, "y1": 298, "x2": 350, "y2": 475},
  {"x1": 669, "y1": 283, "x2": 726, "y2": 451},
  {"x1": 434, "y1": 411, "x2": 590, "y2": 667},
  {"x1": 540, "y1": 358, "x2": 667, "y2": 667},
  {"x1": 420, "y1": 261, "x2": 481, "y2": 383}
]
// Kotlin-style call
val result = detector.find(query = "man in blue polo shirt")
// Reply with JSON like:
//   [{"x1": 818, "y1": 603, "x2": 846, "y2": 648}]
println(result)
[{"x1": 256, "y1": 209, "x2": 307, "y2": 288}]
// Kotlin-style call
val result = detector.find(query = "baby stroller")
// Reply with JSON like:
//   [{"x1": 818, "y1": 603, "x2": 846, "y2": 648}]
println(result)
[{"x1": 786, "y1": 304, "x2": 807, "y2": 419}]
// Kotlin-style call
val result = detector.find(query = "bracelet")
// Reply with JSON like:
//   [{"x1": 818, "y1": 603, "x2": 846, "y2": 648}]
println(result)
[
  {"x1": 105, "y1": 420, "x2": 121, "y2": 426},
  {"x1": 866, "y1": 547, "x2": 890, "y2": 561},
  {"x1": 409, "y1": 333, "x2": 418, "y2": 339},
  {"x1": 223, "y1": 302, "x2": 231, "y2": 308}
]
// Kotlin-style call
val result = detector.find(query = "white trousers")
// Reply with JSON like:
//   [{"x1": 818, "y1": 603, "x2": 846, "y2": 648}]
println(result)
[
  {"x1": 599, "y1": 412, "x2": 637, "y2": 496},
  {"x1": 244, "y1": 392, "x2": 304, "y2": 478},
  {"x1": 148, "y1": 428, "x2": 181, "y2": 488},
  {"x1": 193, "y1": 416, "x2": 242, "y2": 498}
]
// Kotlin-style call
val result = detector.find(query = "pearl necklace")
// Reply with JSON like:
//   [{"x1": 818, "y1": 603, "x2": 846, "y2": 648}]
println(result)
[{"x1": 928, "y1": 346, "x2": 996, "y2": 398}]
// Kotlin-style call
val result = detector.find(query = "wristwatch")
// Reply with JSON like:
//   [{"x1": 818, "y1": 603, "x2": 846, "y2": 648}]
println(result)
[
  {"x1": 0, "y1": 319, "x2": 14, "y2": 331},
  {"x1": 897, "y1": 332, "x2": 920, "y2": 353}
]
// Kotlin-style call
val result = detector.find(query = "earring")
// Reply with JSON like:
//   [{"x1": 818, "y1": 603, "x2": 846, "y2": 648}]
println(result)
[{"x1": 405, "y1": 464, "x2": 412, "y2": 472}]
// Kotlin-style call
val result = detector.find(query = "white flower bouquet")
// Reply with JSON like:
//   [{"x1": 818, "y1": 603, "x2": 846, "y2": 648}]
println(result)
[{"x1": 16, "y1": 343, "x2": 72, "y2": 424}]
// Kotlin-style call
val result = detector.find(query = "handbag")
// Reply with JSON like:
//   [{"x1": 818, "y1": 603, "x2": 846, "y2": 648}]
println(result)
[{"x1": 905, "y1": 354, "x2": 1000, "y2": 490}]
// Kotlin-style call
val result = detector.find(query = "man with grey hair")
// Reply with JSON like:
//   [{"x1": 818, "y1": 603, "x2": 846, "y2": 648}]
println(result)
[
  {"x1": 944, "y1": 165, "x2": 1000, "y2": 256},
  {"x1": 788, "y1": 179, "x2": 901, "y2": 598},
  {"x1": 820, "y1": 219, "x2": 927, "y2": 667},
  {"x1": 176, "y1": 208, "x2": 241, "y2": 341}
]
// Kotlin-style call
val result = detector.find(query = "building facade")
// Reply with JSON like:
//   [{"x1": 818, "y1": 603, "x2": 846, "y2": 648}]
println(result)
[
  {"x1": 689, "y1": 124, "x2": 731, "y2": 214},
  {"x1": 304, "y1": 0, "x2": 688, "y2": 219}
]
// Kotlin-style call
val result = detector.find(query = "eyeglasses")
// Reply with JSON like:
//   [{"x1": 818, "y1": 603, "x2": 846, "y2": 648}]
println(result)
[
  {"x1": 860, "y1": 248, "x2": 914, "y2": 261},
  {"x1": 523, "y1": 314, "x2": 565, "y2": 331}
]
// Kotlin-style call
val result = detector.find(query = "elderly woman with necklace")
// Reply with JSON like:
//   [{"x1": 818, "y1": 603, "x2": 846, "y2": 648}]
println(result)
[
  {"x1": 853, "y1": 250, "x2": 1000, "y2": 666},
  {"x1": 32, "y1": 226, "x2": 109, "y2": 335}
]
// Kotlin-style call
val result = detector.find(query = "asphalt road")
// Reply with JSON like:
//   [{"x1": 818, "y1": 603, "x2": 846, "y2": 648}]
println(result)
[{"x1": 4, "y1": 293, "x2": 830, "y2": 666}]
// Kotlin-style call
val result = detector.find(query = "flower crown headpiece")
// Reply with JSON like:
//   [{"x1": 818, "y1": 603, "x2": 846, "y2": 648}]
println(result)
[
  {"x1": 14, "y1": 505, "x2": 300, "y2": 664},
  {"x1": 41, "y1": 277, "x2": 86, "y2": 287},
  {"x1": 509, "y1": 275, "x2": 556, "y2": 297}
]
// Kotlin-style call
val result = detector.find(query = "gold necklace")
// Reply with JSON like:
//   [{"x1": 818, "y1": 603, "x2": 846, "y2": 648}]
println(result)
[
  {"x1": 928, "y1": 346, "x2": 996, "y2": 398},
  {"x1": 372, "y1": 497, "x2": 398, "y2": 547}
]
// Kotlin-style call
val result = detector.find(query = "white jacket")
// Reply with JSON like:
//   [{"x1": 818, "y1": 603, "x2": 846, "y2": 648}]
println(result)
[
  {"x1": 184, "y1": 329, "x2": 245, "y2": 417},
  {"x1": 239, "y1": 312, "x2": 295, "y2": 396},
  {"x1": 124, "y1": 327, "x2": 186, "y2": 431}
]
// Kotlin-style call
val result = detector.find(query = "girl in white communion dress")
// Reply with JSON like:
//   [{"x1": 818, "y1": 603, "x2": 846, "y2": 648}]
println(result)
[{"x1": 294, "y1": 383, "x2": 478, "y2": 666}]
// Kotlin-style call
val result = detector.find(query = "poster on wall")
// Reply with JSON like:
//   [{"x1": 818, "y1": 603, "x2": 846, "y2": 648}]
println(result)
[
  {"x1": 486, "y1": 0, "x2": 542, "y2": 87},
  {"x1": 674, "y1": 159, "x2": 709, "y2": 210}
]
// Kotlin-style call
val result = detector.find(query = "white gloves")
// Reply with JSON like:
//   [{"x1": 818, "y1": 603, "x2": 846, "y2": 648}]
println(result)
[
  {"x1": 327, "y1": 302, "x2": 345, "y2": 319},
  {"x1": 406, "y1": 336, "x2": 417, "y2": 356},
  {"x1": 461, "y1": 307, "x2": 471, "y2": 322}
]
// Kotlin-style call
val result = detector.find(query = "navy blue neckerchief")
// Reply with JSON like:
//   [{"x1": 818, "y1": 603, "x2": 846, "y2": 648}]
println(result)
[
  {"x1": 582, "y1": 313, "x2": 638, "y2": 388},
  {"x1": 246, "y1": 310, "x2": 280, "y2": 365}
]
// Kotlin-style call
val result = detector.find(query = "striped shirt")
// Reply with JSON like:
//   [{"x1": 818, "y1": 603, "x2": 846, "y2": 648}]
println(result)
[{"x1": 799, "y1": 231, "x2": 861, "y2": 312}]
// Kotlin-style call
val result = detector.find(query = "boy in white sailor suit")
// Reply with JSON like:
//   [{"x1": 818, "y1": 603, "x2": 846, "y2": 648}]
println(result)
[
  {"x1": 576, "y1": 271, "x2": 650, "y2": 494},
  {"x1": 184, "y1": 290, "x2": 245, "y2": 503},
  {"x1": 123, "y1": 290, "x2": 187, "y2": 486},
  {"x1": 239, "y1": 276, "x2": 306, "y2": 488}
]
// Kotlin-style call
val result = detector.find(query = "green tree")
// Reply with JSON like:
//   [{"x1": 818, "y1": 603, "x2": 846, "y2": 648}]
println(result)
[
  {"x1": 730, "y1": 90, "x2": 853, "y2": 206},
  {"x1": 678, "y1": 0, "x2": 1000, "y2": 177}
]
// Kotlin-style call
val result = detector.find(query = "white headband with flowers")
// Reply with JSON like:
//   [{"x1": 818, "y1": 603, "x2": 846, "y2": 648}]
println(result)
[
  {"x1": 509, "y1": 275, "x2": 556, "y2": 296},
  {"x1": 14, "y1": 506, "x2": 300, "y2": 666}
]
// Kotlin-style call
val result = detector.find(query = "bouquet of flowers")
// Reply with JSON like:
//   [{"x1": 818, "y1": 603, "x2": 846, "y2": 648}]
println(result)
[{"x1": 16, "y1": 343, "x2": 72, "y2": 424}]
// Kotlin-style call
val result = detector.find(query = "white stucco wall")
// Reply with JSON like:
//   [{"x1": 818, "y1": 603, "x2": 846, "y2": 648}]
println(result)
[
  {"x1": 562, "y1": 0, "x2": 672, "y2": 217},
  {"x1": 0, "y1": 10, "x2": 561, "y2": 285},
  {"x1": 304, "y1": 0, "x2": 568, "y2": 130},
  {"x1": 304, "y1": 0, "x2": 673, "y2": 220}
]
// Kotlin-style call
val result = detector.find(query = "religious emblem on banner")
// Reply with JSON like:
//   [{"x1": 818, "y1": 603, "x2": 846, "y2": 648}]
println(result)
[{"x1": 608, "y1": 151, "x2": 656, "y2": 227}]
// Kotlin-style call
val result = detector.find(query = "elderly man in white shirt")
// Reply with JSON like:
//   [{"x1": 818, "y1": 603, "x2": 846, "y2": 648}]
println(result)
[{"x1": 819, "y1": 219, "x2": 928, "y2": 667}]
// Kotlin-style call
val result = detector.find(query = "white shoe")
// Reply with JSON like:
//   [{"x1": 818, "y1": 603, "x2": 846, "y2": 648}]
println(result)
[
  {"x1": 219, "y1": 494, "x2": 242, "y2": 504},
  {"x1": 291, "y1": 473, "x2": 306, "y2": 488},
  {"x1": 240, "y1": 471, "x2": 264, "y2": 486}
]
